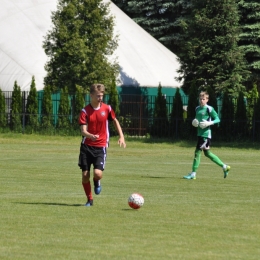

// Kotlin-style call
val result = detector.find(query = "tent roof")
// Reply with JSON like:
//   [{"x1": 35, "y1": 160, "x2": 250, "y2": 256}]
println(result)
[{"x1": 0, "y1": 0, "x2": 181, "y2": 91}]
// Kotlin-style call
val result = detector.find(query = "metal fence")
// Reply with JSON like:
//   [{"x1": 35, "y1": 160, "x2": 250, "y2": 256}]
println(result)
[{"x1": 1, "y1": 91, "x2": 260, "y2": 141}]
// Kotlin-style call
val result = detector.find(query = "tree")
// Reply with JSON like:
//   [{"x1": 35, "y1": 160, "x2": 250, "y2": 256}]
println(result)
[
  {"x1": 235, "y1": 91, "x2": 248, "y2": 138},
  {"x1": 170, "y1": 88, "x2": 183, "y2": 138},
  {"x1": 177, "y1": 0, "x2": 249, "y2": 96},
  {"x1": 150, "y1": 83, "x2": 168, "y2": 137},
  {"x1": 72, "y1": 85, "x2": 85, "y2": 130},
  {"x1": 108, "y1": 78, "x2": 120, "y2": 136},
  {"x1": 238, "y1": 0, "x2": 260, "y2": 91},
  {"x1": 0, "y1": 89, "x2": 7, "y2": 128},
  {"x1": 112, "y1": 0, "x2": 191, "y2": 55},
  {"x1": 252, "y1": 95, "x2": 260, "y2": 141},
  {"x1": 10, "y1": 81, "x2": 22, "y2": 132},
  {"x1": 26, "y1": 76, "x2": 39, "y2": 132},
  {"x1": 219, "y1": 91, "x2": 235, "y2": 141},
  {"x1": 43, "y1": 0, "x2": 119, "y2": 93},
  {"x1": 41, "y1": 85, "x2": 53, "y2": 129},
  {"x1": 57, "y1": 86, "x2": 71, "y2": 129}
]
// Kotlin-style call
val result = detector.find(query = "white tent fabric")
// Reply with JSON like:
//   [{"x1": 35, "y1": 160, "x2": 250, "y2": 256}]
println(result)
[{"x1": 0, "y1": 0, "x2": 181, "y2": 91}]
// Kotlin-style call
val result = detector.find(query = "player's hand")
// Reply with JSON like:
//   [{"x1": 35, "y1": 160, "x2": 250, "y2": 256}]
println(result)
[
  {"x1": 199, "y1": 119, "x2": 213, "y2": 129},
  {"x1": 192, "y1": 119, "x2": 199, "y2": 127},
  {"x1": 118, "y1": 137, "x2": 126, "y2": 148},
  {"x1": 90, "y1": 134, "x2": 99, "y2": 141}
]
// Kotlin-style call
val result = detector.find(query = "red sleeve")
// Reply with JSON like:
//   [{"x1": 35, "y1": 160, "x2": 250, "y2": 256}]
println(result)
[
  {"x1": 108, "y1": 106, "x2": 116, "y2": 121},
  {"x1": 78, "y1": 107, "x2": 87, "y2": 125}
]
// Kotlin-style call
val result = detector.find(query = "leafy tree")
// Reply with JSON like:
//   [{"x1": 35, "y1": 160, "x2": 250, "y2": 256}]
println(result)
[
  {"x1": 177, "y1": 0, "x2": 249, "y2": 96},
  {"x1": 219, "y1": 91, "x2": 235, "y2": 141},
  {"x1": 252, "y1": 95, "x2": 260, "y2": 141},
  {"x1": 26, "y1": 76, "x2": 39, "y2": 131},
  {"x1": 10, "y1": 81, "x2": 22, "y2": 132},
  {"x1": 246, "y1": 83, "x2": 258, "y2": 132},
  {"x1": 235, "y1": 91, "x2": 247, "y2": 138},
  {"x1": 108, "y1": 78, "x2": 120, "y2": 116},
  {"x1": 112, "y1": 0, "x2": 191, "y2": 55},
  {"x1": 108, "y1": 79, "x2": 120, "y2": 136},
  {"x1": 0, "y1": 89, "x2": 7, "y2": 128},
  {"x1": 238, "y1": 0, "x2": 260, "y2": 91},
  {"x1": 170, "y1": 88, "x2": 183, "y2": 138},
  {"x1": 150, "y1": 83, "x2": 169, "y2": 137},
  {"x1": 43, "y1": 0, "x2": 119, "y2": 93},
  {"x1": 185, "y1": 81, "x2": 199, "y2": 138},
  {"x1": 57, "y1": 86, "x2": 71, "y2": 129},
  {"x1": 41, "y1": 85, "x2": 53, "y2": 129},
  {"x1": 72, "y1": 85, "x2": 85, "y2": 129}
]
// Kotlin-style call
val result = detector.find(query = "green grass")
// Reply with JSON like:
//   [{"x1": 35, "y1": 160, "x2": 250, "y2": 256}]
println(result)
[{"x1": 0, "y1": 134, "x2": 259, "y2": 259}]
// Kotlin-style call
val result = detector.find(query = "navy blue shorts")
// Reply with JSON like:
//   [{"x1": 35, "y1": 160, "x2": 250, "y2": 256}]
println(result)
[
  {"x1": 196, "y1": 136, "x2": 211, "y2": 150},
  {"x1": 78, "y1": 144, "x2": 107, "y2": 171}
]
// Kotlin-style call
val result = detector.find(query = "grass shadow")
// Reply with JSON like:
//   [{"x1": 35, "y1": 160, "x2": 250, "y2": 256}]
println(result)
[{"x1": 14, "y1": 202, "x2": 83, "y2": 207}]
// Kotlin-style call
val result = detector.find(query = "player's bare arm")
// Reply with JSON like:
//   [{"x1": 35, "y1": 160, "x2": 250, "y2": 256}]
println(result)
[
  {"x1": 80, "y1": 124, "x2": 99, "y2": 141},
  {"x1": 112, "y1": 118, "x2": 126, "y2": 148}
]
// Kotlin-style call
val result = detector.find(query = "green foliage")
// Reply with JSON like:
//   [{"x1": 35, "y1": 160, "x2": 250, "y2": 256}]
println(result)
[
  {"x1": 235, "y1": 91, "x2": 247, "y2": 138},
  {"x1": 206, "y1": 86, "x2": 218, "y2": 112},
  {"x1": 43, "y1": 0, "x2": 119, "y2": 93},
  {"x1": 57, "y1": 86, "x2": 71, "y2": 129},
  {"x1": 26, "y1": 76, "x2": 39, "y2": 132},
  {"x1": 187, "y1": 81, "x2": 199, "y2": 120},
  {"x1": 0, "y1": 89, "x2": 7, "y2": 128},
  {"x1": 108, "y1": 78, "x2": 120, "y2": 116},
  {"x1": 238, "y1": 0, "x2": 260, "y2": 89},
  {"x1": 219, "y1": 91, "x2": 235, "y2": 141},
  {"x1": 170, "y1": 88, "x2": 184, "y2": 138},
  {"x1": 112, "y1": 0, "x2": 191, "y2": 55},
  {"x1": 246, "y1": 83, "x2": 258, "y2": 131},
  {"x1": 72, "y1": 85, "x2": 85, "y2": 129},
  {"x1": 150, "y1": 83, "x2": 169, "y2": 137},
  {"x1": 108, "y1": 79, "x2": 121, "y2": 135},
  {"x1": 41, "y1": 85, "x2": 53, "y2": 129},
  {"x1": 253, "y1": 95, "x2": 260, "y2": 140},
  {"x1": 10, "y1": 81, "x2": 22, "y2": 132},
  {"x1": 178, "y1": 0, "x2": 249, "y2": 96}
]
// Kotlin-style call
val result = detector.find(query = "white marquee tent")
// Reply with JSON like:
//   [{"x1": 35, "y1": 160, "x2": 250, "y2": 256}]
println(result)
[{"x1": 0, "y1": 0, "x2": 181, "y2": 91}]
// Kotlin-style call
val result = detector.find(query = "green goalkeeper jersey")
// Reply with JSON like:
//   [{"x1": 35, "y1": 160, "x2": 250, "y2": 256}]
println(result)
[{"x1": 195, "y1": 105, "x2": 220, "y2": 139}]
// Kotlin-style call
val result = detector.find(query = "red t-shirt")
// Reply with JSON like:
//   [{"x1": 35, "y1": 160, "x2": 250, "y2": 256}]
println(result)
[{"x1": 78, "y1": 103, "x2": 116, "y2": 147}]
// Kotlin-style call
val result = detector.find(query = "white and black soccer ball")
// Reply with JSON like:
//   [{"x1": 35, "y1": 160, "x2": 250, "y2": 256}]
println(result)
[{"x1": 128, "y1": 193, "x2": 144, "y2": 209}]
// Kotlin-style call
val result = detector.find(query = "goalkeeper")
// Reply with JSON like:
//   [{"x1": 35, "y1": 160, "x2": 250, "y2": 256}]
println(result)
[{"x1": 183, "y1": 91, "x2": 230, "y2": 180}]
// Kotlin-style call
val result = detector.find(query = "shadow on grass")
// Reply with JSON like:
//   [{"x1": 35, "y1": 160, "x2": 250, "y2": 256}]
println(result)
[
  {"x1": 141, "y1": 175, "x2": 172, "y2": 178},
  {"x1": 14, "y1": 202, "x2": 83, "y2": 207}
]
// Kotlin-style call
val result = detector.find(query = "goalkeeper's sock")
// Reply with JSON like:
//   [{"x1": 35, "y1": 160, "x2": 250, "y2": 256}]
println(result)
[
  {"x1": 204, "y1": 150, "x2": 224, "y2": 167},
  {"x1": 192, "y1": 149, "x2": 201, "y2": 172},
  {"x1": 82, "y1": 181, "x2": 93, "y2": 200}
]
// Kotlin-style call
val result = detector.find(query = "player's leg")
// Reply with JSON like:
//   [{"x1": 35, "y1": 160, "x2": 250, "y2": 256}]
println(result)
[
  {"x1": 183, "y1": 138, "x2": 202, "y2": 179},
  {"x1": 93, "y1": 147, "x2": 106, "y2": 195},
  {"x1": 203, "y1": 150, "x2": 230, "y2": 178},
  {"x1": 79, "y1": 144, "x2": 93, "y2": 206}
]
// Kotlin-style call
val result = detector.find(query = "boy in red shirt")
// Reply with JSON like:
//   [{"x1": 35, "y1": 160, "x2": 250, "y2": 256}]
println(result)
[{"x1": 78, "y1": 83, "x2": 126, "y2": 206}]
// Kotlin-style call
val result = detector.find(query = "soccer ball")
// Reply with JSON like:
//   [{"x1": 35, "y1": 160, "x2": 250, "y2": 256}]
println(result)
[{"x1": 128, "y1": 193, "x2": 144, "y2": 209}]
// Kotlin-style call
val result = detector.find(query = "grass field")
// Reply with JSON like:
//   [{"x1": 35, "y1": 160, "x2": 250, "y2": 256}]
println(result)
[{"x1": 0, "y1": 134, "x2": 260, "y2": 260}]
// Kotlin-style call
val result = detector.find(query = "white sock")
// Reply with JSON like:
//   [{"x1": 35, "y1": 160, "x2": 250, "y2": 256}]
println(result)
[
  {"x1": 223, "y1": 164, "x2": 227, "y2": 170},
  {"x1": 191, "y1": 172, "x2": 196, "y2": 177}
]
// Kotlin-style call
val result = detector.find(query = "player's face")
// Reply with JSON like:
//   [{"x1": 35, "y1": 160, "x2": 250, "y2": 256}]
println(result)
[
  {"x1": 199, "y1": 97, "x2": 208, "y2": 106},
  {"x1": 91, "y1": 91, "x2": 104, "y2": 105}
]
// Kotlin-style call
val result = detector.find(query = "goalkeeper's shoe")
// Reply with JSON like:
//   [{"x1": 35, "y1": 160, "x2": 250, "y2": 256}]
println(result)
[
  {"x1": 223, "y1": 165, "x2": 231, "y2": 178},
  {"x1": 85, "y1": 199, "x2": 93, "y2": 207},
  {"x1": 183, "y1": 173, "x2": 196, "y2": 180},
  {"x1": 94, "y1": 180, "x2": 102, "y2": 195}
]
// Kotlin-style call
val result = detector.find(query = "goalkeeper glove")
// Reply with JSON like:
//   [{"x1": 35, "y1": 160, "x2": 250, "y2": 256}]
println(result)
[
  {"x1": 199, "y1": 119, "x2": 213, "y2": 129},
  {"x1": 192, "y1": 119, "x2": 199, "y2": 127}
]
